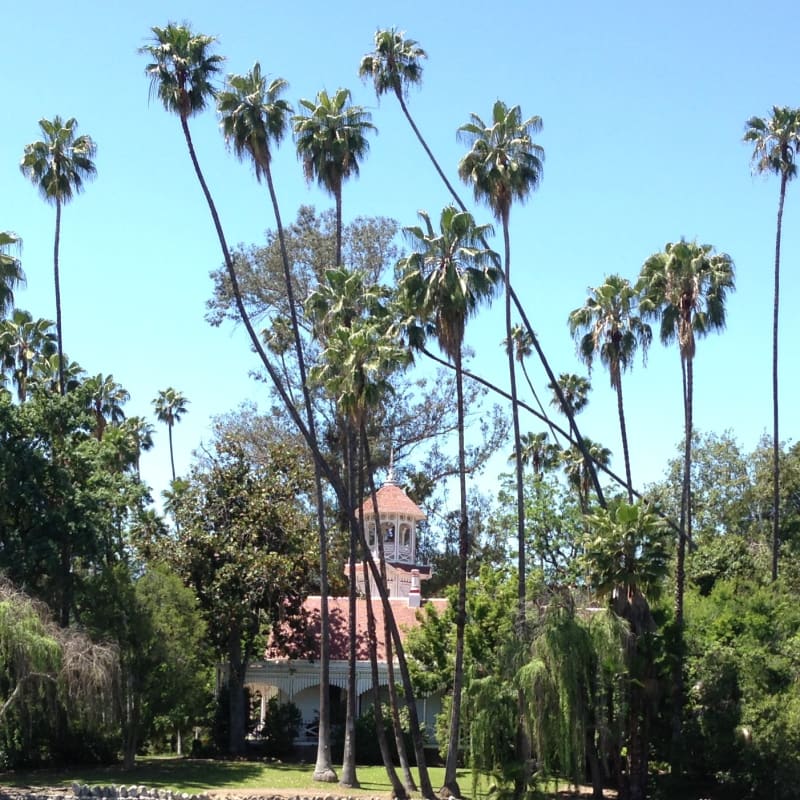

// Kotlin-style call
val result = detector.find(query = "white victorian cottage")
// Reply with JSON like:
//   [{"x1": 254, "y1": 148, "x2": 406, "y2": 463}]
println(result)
[{"x1": 244, "y1": 473, "x2": 445, "y2": 750}]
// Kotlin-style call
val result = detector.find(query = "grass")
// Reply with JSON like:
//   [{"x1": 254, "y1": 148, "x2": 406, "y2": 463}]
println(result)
[{"x1": 0, "y1": 757, "x2": 456, "y2": 797}]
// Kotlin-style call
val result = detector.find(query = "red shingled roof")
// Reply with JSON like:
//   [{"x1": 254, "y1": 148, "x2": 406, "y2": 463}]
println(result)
[
  {"x1": 358, "y1": 482, "x2": 426, "y2": 519},
  {"x1": 266, "y1": 596, "x2": 447, "y2": 662}
]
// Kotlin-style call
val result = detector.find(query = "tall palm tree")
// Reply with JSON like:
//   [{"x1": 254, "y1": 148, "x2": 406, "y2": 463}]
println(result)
[
  {"x1": 152, "y1": 387, "x2": 189, "y2": 481},
  {"x1": 397, "y1": 205, "x2": 500, "y2": 795},
  {"x1": 744, "y1": 106, "x2": 800, "y2": 581},
  {"x1": 458, "y1": 100, "x2": 543, "y2": 628},
  {"x1": 515, "y1": 431, "x2": 560, "y2": 478},
  {"x1": 0, "y1": 311, "x2": 56, "y2": 402},
  {"x1": 217, "y1": 63, "x2": 338, "y2": 783},
  {"x1": 0, "y1": 232, "x2": 24, "y2": 318},
  {"x1": 639, "y1": 238, "x2": 734, "y2": 753},
  {"x1": 293, "y1": 88, "x2": 375, "y2": 266},
  {"x1": 20, "y1": 117, "x2": 96, "y2": 396},
  {"x1": 569, "y1": 274, "x2": 652, "y2": 502}
]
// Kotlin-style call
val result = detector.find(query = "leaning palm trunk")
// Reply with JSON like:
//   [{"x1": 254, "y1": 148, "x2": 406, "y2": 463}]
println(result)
[
  {"x1": 356, "y1": 440, "x2": 407, "y2": 799},
  {"x1": 175, "y1": 111, "x2": 434, "y2": 798},
  {"x1": 771, "y1": 173, "x2": 787, "y2": 581},
  {"x1": 443, "y1": 349, "x2": 468, "y2": 796},
  {"x1": 362, "y1": 427, "x2": 418, "y2": 794},
  {"x1": 263, "y1": 152, "x2": 336, "y2": 782}
]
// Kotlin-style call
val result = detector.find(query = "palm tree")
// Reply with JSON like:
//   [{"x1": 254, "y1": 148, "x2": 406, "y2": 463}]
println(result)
[
  {"x1": 86, "y1": 373, "x2": 130, "y2": 440},
  {"x1": 358, "y1": 28, "x2": 462, "y2": 201},
  {"x1": 569, "y1": 275, "x2": 652, "y2": 502},
  {"x1": 458, "y1": 100, "x2": 543, "y2": 629},
  {"x1": 0, "y1": 311, "x2": 56, "y2": 402},
  {"x1": 217, "y1": 64, "x2": 338, "y2": 783},
  {"x1": 515, "y1": 431, "x2": 560, "y2": 478},
  {"x1": 293, "y1": 88, "x2": 375, "y2": 266},
  {"x1": 549, "y1": 373, "x2": 591, "y2": 418},
  {"x1": 0, "y1": 232, "x2": 24, "y2": 318},
  {"x1": 20, "y1": 117, "x2": 96, "y2": 396},
  {"x1": 562, "y1": 436, "x2": 611, "y2": 513},
  {"x1": 397, "y1": 205, "x2": 500, "y2": 795},
  {"x1": 152, "y1": 387, "x2": 189, "y2": 481},
  {"x1": 744, "y1": 106, "x2": 800, "y2": 581},
  {"x1": 639, "y1": 239, "x2": 734, "y2": 754}
]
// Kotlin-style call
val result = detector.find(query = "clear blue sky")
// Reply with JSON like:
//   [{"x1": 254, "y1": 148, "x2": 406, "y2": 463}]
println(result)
[{"x1": 1, "y1": 0, "x2": 797, "y2": 508}]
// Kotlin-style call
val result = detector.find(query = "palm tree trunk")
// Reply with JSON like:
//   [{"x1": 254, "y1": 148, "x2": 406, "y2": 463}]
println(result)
[
  {"x1": 615, "y1": 376, "x2": 634, "y2": 503},
  {"x1": 53, "y1": 198, "x2": 65, "y2": 397},
  {"x1": 335, "y1": 185, "x2": 343, "y2": 268},
  {"x1": 503, "y1": 216, "x2": 526, "y2": 627},
  {"x1": 168, "y1": 423, "x2": 176, "y2": 482},
  {"x1": 396, "y1": 92, "x2": 465, "y2": 206},
  {"x1": 264, "y1": 159, "x2": 337, "y2": 782},
  {"x1": 443, "y1": 349, "x2": 468, "y2": 796},
  {"x1": 671, "y1": 355, "x2": 691, "y2": 770},
  {"x1": 503, "y1": 216, "x2": 533, "y2": 800},
  {"x1": 341, "y1": 422, "x2": 360, "y2": 789},
  {"x1": 772, "y1": 175, "x2": 786, "y2": 582},
  {"x1": 362, "y1": 427, "x2": 417, "y2": 794},
  {"x1": 355, "y1": 435, "x2": 406, "y2": 798}
]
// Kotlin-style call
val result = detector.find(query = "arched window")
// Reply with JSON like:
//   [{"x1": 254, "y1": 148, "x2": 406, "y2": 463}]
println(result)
[{"x1": 399, "y1": 523, "x2": 411, "y2": 547}]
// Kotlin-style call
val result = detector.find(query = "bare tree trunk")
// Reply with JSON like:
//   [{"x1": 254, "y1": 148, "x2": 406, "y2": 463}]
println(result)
[{"x1": 53, "y1": 198, "x2": 65, "y2": 397}]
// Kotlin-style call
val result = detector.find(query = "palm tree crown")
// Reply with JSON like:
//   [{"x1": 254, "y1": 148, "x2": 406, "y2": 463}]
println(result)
[
  {"x1": 141, "y1": 23, "x2": 223, "y2": 120},
  {"x1": 0, "y1": 232, "x2": 24, "y2": 318},
  {"x1": 744, "y1": 106, "x2": 800, "y2": 181},
  {"x1": 217, "y1": 63, "x2": 292, "y2": 180},
  {"x1": 569, "y1": 274, "x2": 651, "y2": 390},
  {"x1": 20, "y1": 117, "x2": 97, "y2": 205},
  {"x1": 396, "y1": 206, "x2": 500, "y2": 361},
  {"x1": 457, "y1": 100, "x2": 544, "y2": 224},
  {"x1": 358, "y1": 28, "x2": 426, "y2": 101},
  {"x1": 293, "y1": 88, "x2": 375, "y2": 198},
  {"x1": 639, "y1": 239, "x2": 734, "y2": 359}
]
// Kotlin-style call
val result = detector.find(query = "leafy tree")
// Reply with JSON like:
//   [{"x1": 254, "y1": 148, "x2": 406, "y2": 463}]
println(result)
[
  {"x1": 293, "y1": 89, "x2": 375, "y2": 267},
  {"x1": 0, "y1": 232, "x2": 24, "y2": 319},
  {"x1": 396, "y1": 205, "x2": 500, "y2": 794},
  {"x1": 582, "y1": 500, "x2": 669, "y2": 800},
  {"x1": 458, "y1": 100, "x2": 544, "y2": 631},
  {"x1": 170, "y1": 433, "x2": 314, "y2": 756},
  {"x1": 20, "y1": 117, "x2": 96, "y2": 396},
  {"x1": 152, "y1": 387, "x2": 189, "y2": 481},
  {"x1": 81, "y1": 564, "x2": 211, "y2": 767},
  {"x1": 744, "y1": 106, "x2": 800, "y2": 581},
  {"x1": 569, "y1": 274, "x2": 651, "y2": 501},
  {"x1": 0, "y1": 578, "x2": 117, "y2": 768}
]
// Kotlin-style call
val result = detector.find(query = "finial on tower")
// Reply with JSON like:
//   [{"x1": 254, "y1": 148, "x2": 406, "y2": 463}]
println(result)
[{"x1": 385, "y1": 445, "x2": 397, "y2": 485}]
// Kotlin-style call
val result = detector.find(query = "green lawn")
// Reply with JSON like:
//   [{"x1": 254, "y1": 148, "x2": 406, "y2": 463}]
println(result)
[{"x1": 0, "y1": 758, "x2": 456, "y2": 797}]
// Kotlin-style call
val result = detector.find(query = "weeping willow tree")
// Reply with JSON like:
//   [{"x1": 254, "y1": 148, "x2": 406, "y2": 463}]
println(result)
[{"x1": 0, "y1": 579, "x2": 118, "y2": 765}]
